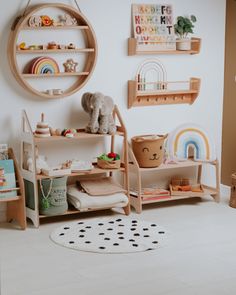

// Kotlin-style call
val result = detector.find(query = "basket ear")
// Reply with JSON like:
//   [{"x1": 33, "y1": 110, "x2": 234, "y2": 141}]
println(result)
[{"x1": 163, "y1": 134, "x2": 168, "y2": 139}]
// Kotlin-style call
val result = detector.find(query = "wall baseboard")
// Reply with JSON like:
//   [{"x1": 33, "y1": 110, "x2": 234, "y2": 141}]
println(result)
[{"x1": 220, "y1": 184, "x2": 231, "y2": 198}]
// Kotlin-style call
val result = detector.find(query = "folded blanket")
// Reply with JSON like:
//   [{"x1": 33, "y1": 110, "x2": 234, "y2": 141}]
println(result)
[
  {"x1": 79, "y1": 177, "x2": 125, "y2": 196},
  {"x1": 67, "y1": 185, "x2": 128, "y2": 211}
]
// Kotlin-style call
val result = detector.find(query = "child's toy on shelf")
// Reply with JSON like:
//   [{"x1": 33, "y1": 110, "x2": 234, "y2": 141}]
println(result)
[
  {"x1": 165, "y1": 123, "x2": 216, "y2": 162},
  {"x1": 41, "y1": 166, "x2": 71, "y2": 177},
  {"x1": 81, "y1": 92, "x2": 117, "y2": 134},
  {"x1": 59, "y1": 14, "x2": 78, "y2": 26},
  {"x1": 169, "y1": 177, "x2": 204, "y2": 196},
  {"x1": 97, "y1": 152, "x2": 121, "y2": 169},
  {"x1": 131, "y1": 134, "x2": 167, "y2": 168},
  {"x1": 35, "y1": 113, "x2": 51, "y2": 138},
  {"x1": 61, "y1": 128, "x2": 77, "y2": 138},
  {"x1": 63, "y1": 59, "x2": 78, "y2": 72},
  {"x1": 27, "y1": 147, "x2": 49, "y2": 175},
  {"x1": 47, "y1": 42, "x2": 58, "y2": 50},
  {"x1": 0, "y1": 144, "x2": 8, "y2": 160},
  {"x1": 69, "y1": 160, "x2": 94, "y2": 172},
  {"x1": 41, "y1": 15, "x2": 53, "y2": 26},
  {"x1": 27, "y1": 56, "x2": 60, "y2": 75},
  {"x1": 67, "y1": 43, "x2": 76, "y2": 49},
  {"x1": 28, "y1": 15, "x2": 42, "y2": 27},
  {"x1": 46, "y1": 89, "x2": 63, "y2": 96}
]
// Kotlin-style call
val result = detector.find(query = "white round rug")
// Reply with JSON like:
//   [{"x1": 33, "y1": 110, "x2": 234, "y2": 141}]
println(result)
[{"x1": 50, "y1": 217, "x2": 167, "y2": 253}]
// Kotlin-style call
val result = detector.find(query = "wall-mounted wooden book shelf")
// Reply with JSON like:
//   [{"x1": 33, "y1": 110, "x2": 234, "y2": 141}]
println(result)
[
  {"x1": 128, "y1": 37, "x2": 201, "y2": 56},
  {"x1": 128, "y1": 78, "x2": 201, "y2": 108}
]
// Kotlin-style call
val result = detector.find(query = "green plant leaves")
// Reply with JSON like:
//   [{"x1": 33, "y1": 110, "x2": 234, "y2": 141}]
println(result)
[{"x1": 174, "y1": 15, "x2": 197, "y2": 37}]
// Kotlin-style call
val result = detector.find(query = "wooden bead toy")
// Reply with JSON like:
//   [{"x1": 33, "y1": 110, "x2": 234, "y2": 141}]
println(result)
[{"x1": 35, "y1": 113, "x2": 51, "y2": 138}]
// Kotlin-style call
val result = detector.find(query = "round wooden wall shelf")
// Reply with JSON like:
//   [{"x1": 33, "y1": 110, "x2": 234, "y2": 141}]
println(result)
[{"x1": 8, "y1": 3, "x2": 97, "y2": 99}]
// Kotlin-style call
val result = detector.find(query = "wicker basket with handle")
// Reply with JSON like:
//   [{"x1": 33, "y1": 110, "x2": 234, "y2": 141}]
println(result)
[{"x1": 229, "y1": 173, "x2": 236, "y2": 208}]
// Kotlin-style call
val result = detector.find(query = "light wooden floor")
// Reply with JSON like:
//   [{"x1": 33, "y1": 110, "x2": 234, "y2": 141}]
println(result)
[{"x1": 1, "y1": 193, "x2": 236, "y2": 295}]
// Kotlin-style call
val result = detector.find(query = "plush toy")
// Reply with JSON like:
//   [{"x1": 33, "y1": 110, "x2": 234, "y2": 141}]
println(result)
[{"x1": 81, "y1": 92, "x2": 116, "y2": 134}]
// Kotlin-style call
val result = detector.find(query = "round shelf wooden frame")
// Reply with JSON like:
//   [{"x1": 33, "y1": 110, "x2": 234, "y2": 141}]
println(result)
[{"x1": 8, "y1": 3, "x2": 97, "y2": 99}]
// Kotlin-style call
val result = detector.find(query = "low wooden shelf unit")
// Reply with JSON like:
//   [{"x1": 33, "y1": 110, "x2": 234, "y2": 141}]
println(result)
[
  {"x1": 21, "y1": 106, "x2": 130, "y2": 227},
  {"x1": 128, "y1": 146, "x2": 220, "y2": 213}
]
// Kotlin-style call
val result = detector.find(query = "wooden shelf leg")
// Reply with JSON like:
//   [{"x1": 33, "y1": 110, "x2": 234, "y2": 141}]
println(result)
[
  {"x1": 7, "y1": 199, "x2": 26, "y2": 230},
  {"x1": 123, "y1": 204, "x2": 130, "y2": 215},
  {"x1": 130, "y1": 196, "x2": 142, "y2": 214},
  {"x1": 214, "y1": 160, "x2": 220, "y2": 203}
]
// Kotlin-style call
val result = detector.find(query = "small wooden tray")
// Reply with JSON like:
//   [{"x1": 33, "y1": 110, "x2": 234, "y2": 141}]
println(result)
[
  {"x1": 41, "y1": 168, "x2": 71, "y2": 177},
  {"x1": 170, "y1": 184, "x2": 205, "y2": 197}
]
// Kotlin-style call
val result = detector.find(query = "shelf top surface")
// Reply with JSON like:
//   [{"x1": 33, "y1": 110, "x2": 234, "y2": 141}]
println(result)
[
  {"x1": 37, "y1": 165, "x2": 125, "y2": 180},
  {"x1": 22, "y1": 72, "x2": 90, "y2": 78},
  {"x1": 0, "y1": 195, "x2": 20, "y2": 202},
  {"x1": 129, "y1": 160, "x2": 202, "y2": 171},
  {"x1": 16, "y1": 48, "x2": 95, "y2": 54},
  {"x1": 137, "y1": 89, "x2": 198, "y2": 96},
  {"x1": 33, "y1": 130, "x2": 123, "y2": 143},
  {"x1": 22, "y1": 25, "x2": 89, "y2": 30}
]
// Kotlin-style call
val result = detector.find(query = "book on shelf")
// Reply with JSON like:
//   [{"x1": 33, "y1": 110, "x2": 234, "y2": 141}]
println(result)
[
  {"x1": 0, "y1": 159, "x2": 17, "y2": 199},
  {"x1": 131, "y1": 187, "x2": 171, "y2": 200},
  {"x1": 142, "y1": 195, "x2": 171, "y2": 201},
  {"x1": 132, "y1": 4, "x2": 176, "y2": 51}
]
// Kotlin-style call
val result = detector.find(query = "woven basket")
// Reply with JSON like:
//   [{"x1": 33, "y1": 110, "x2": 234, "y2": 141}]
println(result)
[
  {"x1": 229, "y1": 173, "x2": 236, "y2": 208},
  {"x1": 131, "y1": 134, "x2": 167, "y2": 168},
  {"x1": 97, "y1": 159, "x2": 121, "y2": 169}
]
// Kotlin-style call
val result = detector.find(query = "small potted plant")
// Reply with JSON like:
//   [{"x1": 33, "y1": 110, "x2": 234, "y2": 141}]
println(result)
[{"x1": 174, "y1": 15, "x2": 197, "y2": 50}]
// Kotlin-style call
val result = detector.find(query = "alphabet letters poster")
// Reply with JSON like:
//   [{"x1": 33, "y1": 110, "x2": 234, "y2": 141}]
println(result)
[{"x1": 132, "y1": 4, "x2": 176, "y2": 51}]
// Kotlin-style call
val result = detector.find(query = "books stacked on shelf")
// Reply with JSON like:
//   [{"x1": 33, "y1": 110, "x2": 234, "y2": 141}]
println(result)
[
  {"x1": 131, "y1": 187, "x2": 171, "y2": 201},
  {"x1": 132, "y1": 4, "x2": 176, "y2": 51}
]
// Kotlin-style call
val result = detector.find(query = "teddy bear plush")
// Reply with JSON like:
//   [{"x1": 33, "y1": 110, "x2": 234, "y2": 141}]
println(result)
[{"x1": 81, "y1": 92, "x2": 116, "y2": 134}]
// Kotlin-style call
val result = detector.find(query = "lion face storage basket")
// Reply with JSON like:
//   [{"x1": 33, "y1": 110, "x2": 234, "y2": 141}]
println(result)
[
  {"x1": 131, "y1": 134, "x2": 167, "y2": 168},
  {"x1": 39, "y1": 176, "x2": 68, "y2": 216}
]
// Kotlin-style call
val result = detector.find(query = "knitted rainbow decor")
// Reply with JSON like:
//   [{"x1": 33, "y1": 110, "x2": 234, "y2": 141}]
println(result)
[{"x1": 166, "y1": 123, "x2": 216, "y2": 162}]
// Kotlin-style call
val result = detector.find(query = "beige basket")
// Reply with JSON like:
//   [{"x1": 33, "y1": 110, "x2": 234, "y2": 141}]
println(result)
[
  {"x1": 229, "y1": 173, "x2": 236, "y2": 208},
  {"x1": 97, "y1": 159, "x2": 121, "y2": 169},
  {"x1": 131, "y1": 134, "x2": 167, "y2": 168}
]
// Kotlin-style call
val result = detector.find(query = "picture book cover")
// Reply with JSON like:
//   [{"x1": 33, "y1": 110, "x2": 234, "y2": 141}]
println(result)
[
  {"x1": 132, "y1": 4, "x2": 176, "y2": 51},
  {"x1": 0, "y1": 159, "x2": 17, "y2": 199}
]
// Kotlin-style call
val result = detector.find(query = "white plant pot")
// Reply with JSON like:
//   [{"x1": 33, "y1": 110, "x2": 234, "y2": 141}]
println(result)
[{"x1": 176, "y1": 38, "x2": 191, "y2": 51}]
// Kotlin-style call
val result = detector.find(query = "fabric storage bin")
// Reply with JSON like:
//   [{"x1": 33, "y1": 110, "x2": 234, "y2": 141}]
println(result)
[
  {"x1": 38, "y1": 176, "x2": 68, "y2": 216},
  {"x1": 131, "y1": 134, "x2": 167, "y2": 168}
]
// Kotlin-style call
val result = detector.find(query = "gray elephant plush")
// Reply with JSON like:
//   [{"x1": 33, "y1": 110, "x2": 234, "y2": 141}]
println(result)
[{"x1": 81, "y1": 92, "x2": 117, "y2": 134}]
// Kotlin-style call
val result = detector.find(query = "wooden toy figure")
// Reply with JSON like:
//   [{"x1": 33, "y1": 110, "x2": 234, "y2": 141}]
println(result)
[
  {"x1": 63, "y1": 59, "x2": 78, "y2": 73},
  {"x1": 35, "y1": 113, "x2": 51, "y2": 138}
]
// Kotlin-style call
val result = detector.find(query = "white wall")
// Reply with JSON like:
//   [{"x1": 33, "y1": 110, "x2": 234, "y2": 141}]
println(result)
[{"x1": 0, "y1": 0, "x2": 226, "y2": 219}]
